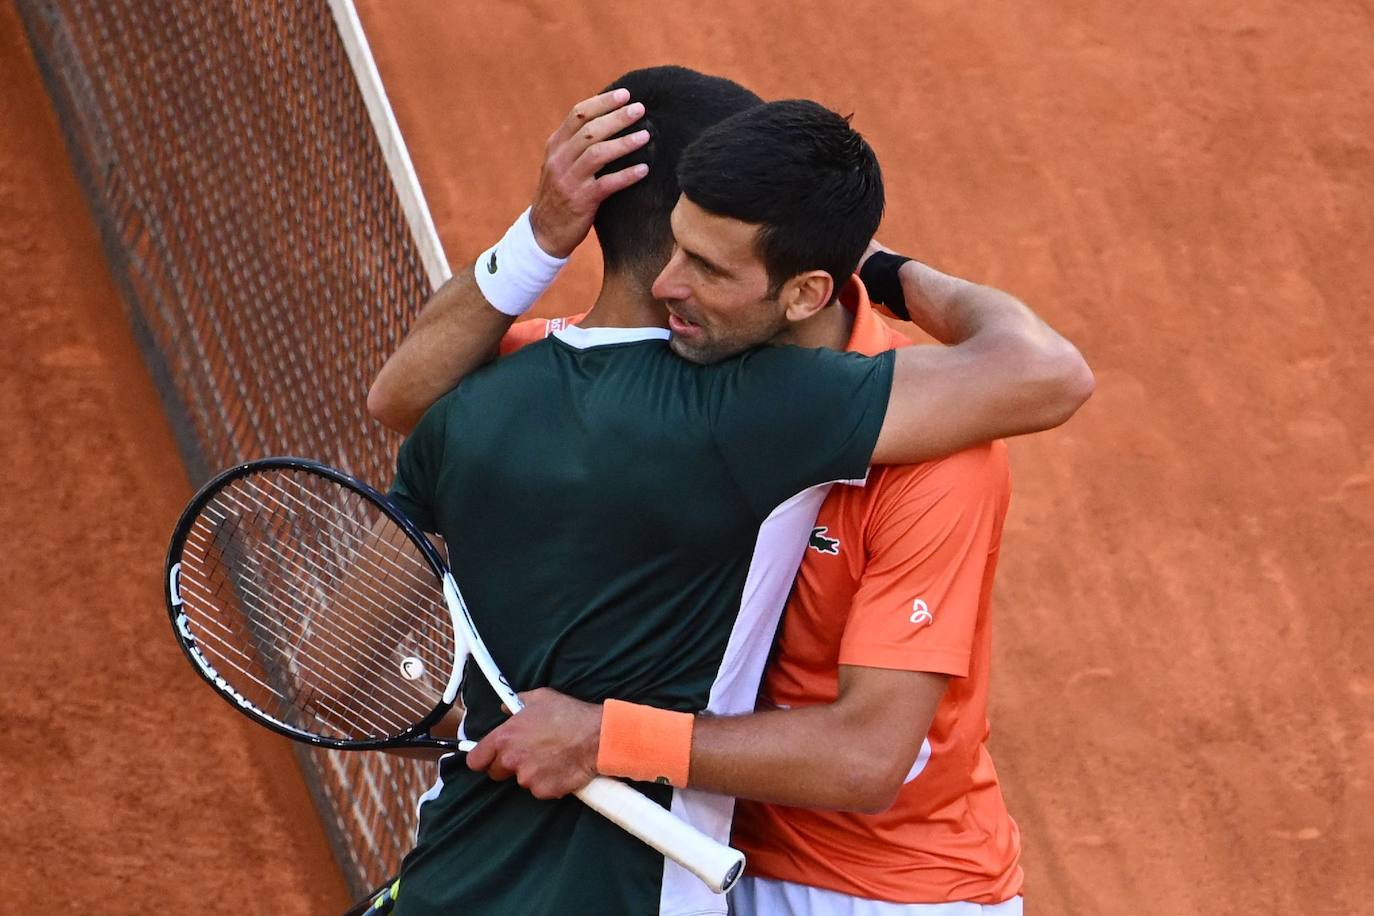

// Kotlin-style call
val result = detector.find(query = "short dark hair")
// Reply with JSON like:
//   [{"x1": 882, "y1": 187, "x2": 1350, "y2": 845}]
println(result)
[
  {"x1": 676, "y1": 99, "x2": 884, "y2": 299},
  {"x1": 593, "y1": 67, "x2": 762, "y2": 283}
]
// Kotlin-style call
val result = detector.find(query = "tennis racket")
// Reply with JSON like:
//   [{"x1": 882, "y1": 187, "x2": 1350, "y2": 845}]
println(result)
[
  {"x1": 342, "y1": 877, "x2": 399, "y2": 916},
  {"x1": 165, "y1": 456, "x2": 744, "y2": 894}
]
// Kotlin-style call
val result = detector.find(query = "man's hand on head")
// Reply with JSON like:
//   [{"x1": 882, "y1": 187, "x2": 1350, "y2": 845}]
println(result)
[
  {"x1": 465, "y1": 688, "x2": 602, "y2": 800},
  {"x1": 530, "y1": 89, "x2": 651, "y2": 259}
]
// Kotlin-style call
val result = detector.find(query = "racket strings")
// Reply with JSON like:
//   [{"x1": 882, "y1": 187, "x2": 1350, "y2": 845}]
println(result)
[
  {"x1": 181, "y1": 526, "x2": 424, "y2": 739},
  {"x1": 178, "y1": 546, "x2": 416, "y2": 737},
  {"x1": 192, "y1": 500, "x2": 442, "y2": 660},
  {"x1": 238, "y1": 474, "x2": 439, "y2": 595},
  {"x1": 173, "y1": 577, "x2": 396, "y2": 740},
  {"x1": 188, "y1": 489, "x2": 445, "y2": 736},
  {"x1": 216, "y1": 491, "x2": 448, "y2": 661},
  {"x1": 176, "y1": 469, "x2": 454, "y2": 741},
  {"x1": 236, "y1": 478, "x2": 450, "y2": 697},
  {"x1": 230, "y1": 473, "x2": 441, "y2": 633},
  {"x1": 184, "y1": 509, "x2": 426, "y2": 672}
]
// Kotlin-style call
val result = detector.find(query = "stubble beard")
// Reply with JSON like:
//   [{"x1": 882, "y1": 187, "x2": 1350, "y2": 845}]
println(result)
[
  {"x1": 668, "y1": 299, "x2": 789, "y2": 365},
  {"x1": 668, "y1": 327, "x2": 765, "y2": 365}
]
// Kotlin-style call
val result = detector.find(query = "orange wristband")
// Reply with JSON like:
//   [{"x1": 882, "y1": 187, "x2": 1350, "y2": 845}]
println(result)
[{"x1": 597, "y1": 699, "x2": 694, "y2": 788}]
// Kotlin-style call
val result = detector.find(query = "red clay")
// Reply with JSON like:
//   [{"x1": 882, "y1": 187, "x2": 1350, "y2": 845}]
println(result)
[
  {"x1": 4, "y1": 1, "x2": 1370, "y2": 914},
  {"x1": 356, "y1": 2, "x2": 1374, "y2": 913},
  {"x1": 0, "y1": 4, "x2": 348, "y2": 912}
]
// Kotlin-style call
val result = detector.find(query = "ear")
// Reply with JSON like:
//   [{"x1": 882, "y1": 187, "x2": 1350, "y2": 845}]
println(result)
[{"x1": 779, "y1": 270, "x2": 835, "y2": 323}]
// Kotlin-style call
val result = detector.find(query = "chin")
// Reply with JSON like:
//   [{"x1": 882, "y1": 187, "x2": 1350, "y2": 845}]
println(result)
[
  {"x1": 668, "y1": 334, "x2": 713, "y2": 365},
  {"x1": 671, "y1": 333, "x2": 765, "y2": 366}
]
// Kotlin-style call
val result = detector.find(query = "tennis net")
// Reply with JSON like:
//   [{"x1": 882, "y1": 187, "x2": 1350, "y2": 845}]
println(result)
[{"x1": 18, "y1": 0, "x2": 448, "y2": 896}]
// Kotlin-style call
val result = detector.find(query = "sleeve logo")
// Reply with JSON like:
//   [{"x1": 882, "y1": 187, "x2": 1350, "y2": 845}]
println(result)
[
  {"x1": 486, "y1": 250, "x2": 499, "y2": 274},
  {"x1": 808, "y1": 526, "x2": 841, "y2": 555},
  {"x1": 909, "y1": 598, "x2": 933, "y2": 627}
]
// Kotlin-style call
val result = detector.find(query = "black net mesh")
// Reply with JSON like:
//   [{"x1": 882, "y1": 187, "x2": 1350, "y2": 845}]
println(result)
[{"x1": 18, "y1": 0, "x2": 439, "y2": 894}]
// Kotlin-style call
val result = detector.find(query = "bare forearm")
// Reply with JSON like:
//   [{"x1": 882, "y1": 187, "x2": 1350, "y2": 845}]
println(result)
[
  {"x1": 689, "y1": 706, "x2": 895, "y2": 813},
  {"x1": 906, "y1": 259, "x2": 1092, "y2": 424},
  {"x1": 872, "y1": 242, "x2": 1093, "y2": 419},
  {"x1": 367, "y1": 268, "x2": 514, "y2": 434},
  {"x1": 895, "y1": 258, "x2": 1038, "y2": 346},
  {"x1": 469, "y1": 671, "x2": 942, "y2": 810},
  {"x1": 682, "y1": 668, "x2": 943, "y2": 812},
  {"x1": 870, "y1": 251, "x2": 1094, "y2": 463}
]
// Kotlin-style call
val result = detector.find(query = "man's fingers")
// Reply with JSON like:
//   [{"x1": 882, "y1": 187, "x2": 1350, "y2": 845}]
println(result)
[
  {"x1": 574, "y1": 129, "x2": 650, "y2": 178},
  {"x1": 579, "y1": 103, "x2": 646, "y2": 148},
  {"x1": 551, "y1": 101, "x2": 646, "y2": 169},
  {"x1": 592, "y1": 163, "x2": 650, "y2": 199},
  {"x1": 469, "y1": 738, "x2": 517, "y2": 781},
  {"x1": 522, "y1": 773, "x2": 569, "y2": 801},
  {"x1": 466, "y1": 737, "x2": 495, "y2": 772},
  {"x1": 556, "y1": 88, "x2": 633, "y2": 142}
]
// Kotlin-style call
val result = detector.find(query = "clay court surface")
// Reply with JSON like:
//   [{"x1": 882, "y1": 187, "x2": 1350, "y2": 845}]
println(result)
[{"x1": 2, "y1": 1, "x2": 1371, "y2": 913}]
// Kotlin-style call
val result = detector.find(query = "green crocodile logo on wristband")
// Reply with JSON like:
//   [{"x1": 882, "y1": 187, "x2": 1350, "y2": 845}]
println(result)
[{"x1": 486, "y1": 251, "x2": 498, "y2": 274}]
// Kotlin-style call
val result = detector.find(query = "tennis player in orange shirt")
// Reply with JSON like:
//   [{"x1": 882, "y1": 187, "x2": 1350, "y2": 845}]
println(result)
[{"x1": 475, "y1": 269, "x2": 1023, "y2": 915}]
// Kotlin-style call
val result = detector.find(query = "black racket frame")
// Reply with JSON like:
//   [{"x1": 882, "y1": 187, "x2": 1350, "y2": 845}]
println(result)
[{"x1": 165, "y1": 456, "x2": 463, "y2": 752}]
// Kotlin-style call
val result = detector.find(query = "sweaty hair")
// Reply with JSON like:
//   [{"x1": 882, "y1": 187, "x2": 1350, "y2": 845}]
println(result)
[
  {"x1": 593, "y1": 66, "x2": 762, "y2": 283},
  {"x1": 676, "y1": 99, "x2": 884, "y2": 299}
]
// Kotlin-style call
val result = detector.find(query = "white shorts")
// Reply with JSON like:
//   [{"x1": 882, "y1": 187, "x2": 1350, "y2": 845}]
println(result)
[{"x1": 730, "y1": 876, "x2": 1024, "y2": 916}]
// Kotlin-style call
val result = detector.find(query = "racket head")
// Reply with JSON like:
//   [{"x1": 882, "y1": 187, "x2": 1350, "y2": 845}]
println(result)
[{"x1": 165, "y1": 457, "x2": 463, "y2": 751}]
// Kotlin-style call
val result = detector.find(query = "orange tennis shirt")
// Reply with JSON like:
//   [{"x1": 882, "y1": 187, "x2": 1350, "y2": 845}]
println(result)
[
  {"x1": 731, "y1": 284, "x2": 1022, "y2": 905},
  {"x1": 498, "y1": 280, "x2": 1021, "y2": 905}
]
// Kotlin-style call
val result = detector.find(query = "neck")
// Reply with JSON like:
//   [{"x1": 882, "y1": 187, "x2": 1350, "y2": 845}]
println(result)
[
  {"x1": 771, "y1": 301, "x2": 853, "y2": 351},
  {"x1": 577, "y1": 271, "x2": 668, "y2": 329}
]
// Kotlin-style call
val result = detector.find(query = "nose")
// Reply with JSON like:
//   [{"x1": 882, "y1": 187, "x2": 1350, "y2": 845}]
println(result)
[{"x1": 652, "y1": 251, "x2": 690, "y2": 302}]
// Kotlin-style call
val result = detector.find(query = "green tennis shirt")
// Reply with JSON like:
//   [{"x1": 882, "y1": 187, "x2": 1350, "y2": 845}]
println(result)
[{"x1": 387, "y1": 325, "x2": 894, "y2": 916}]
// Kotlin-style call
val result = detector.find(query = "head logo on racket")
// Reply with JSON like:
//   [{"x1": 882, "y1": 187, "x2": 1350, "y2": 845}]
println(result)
[
  {"x1": 168, "y1": 562, "x2": 183, "y2": 607},
  {"x1": 399, "y1": 656, "x2": 426, "y2": 681}
]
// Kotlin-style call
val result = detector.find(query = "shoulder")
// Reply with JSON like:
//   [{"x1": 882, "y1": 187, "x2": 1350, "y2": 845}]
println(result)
[
  {"x1": 923, "y1": 439, "x2": 1009, "y2": 483},
  {"x1": 712, "y1": 344, "x2": 888, "y2": 386},
  {"x1": 869, "y1": 441, "x2": 1010, "y2": 516},
  {"x1": 416, "y1": 383, "x2": 467, "y2": 425}
]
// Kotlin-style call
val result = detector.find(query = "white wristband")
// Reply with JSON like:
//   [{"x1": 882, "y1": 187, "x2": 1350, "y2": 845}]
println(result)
[{"x1": 473, "y1": 208, "x2": 568, "y2": 317}]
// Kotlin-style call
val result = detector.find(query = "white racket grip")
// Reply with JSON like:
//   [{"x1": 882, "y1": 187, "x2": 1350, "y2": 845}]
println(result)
[
  {"x1": 574, "y1": 776, "x2": 745, "y2": 894},
  {"x1": 440, "y1": 575, "x2": 744, "y2": 892}
]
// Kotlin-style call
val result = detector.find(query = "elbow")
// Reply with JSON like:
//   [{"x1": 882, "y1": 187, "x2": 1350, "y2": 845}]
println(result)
[
  {"x1": 365, "y1": 381, "x2": 395, "y2": 428},
  {"x1": 1025, "y1": 339, "x2": 1095, "y2": 430},
  {"x1": 1048, "y1": 340, "x2": 1095, "y2": 424},
  {"x1": 849, "y1": 782, "x2": 903, "y2": 816},
  {"x1": 836, "y1": 753, "x2": 907, "y2": 815},
  {"x1": 366, "y1": 379, "x2": 414, "y2": 435}
]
